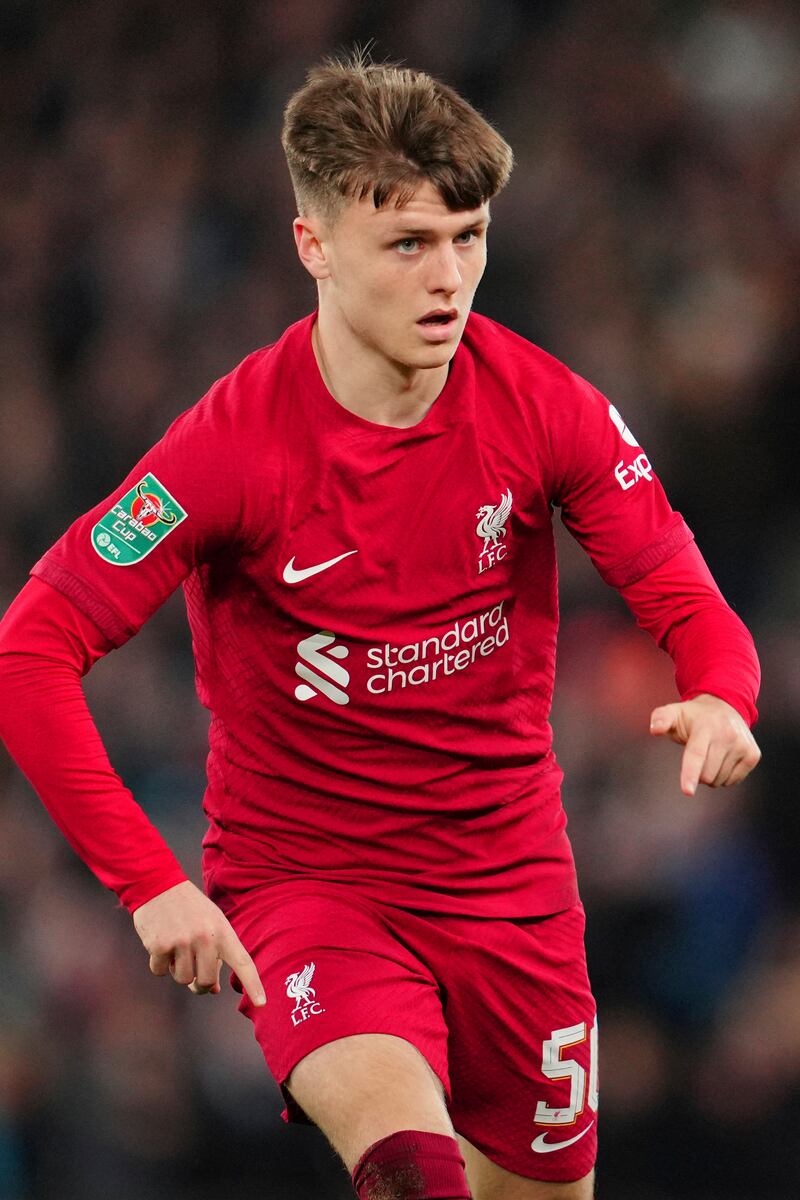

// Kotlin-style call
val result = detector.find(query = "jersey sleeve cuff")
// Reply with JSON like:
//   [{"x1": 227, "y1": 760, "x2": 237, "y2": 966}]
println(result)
[
  {"x1": 680, "y1": 688, "x2": 759, "y2": 729},
  {"x1": 603, "y1": 515, "x2": 694, "y2": 590},
  {"x1": 118, "y1": 867, "x2": 191, "y2": 915},
  {"x1": 31, "y1": 555, "x2": 133, "y2": 647}
]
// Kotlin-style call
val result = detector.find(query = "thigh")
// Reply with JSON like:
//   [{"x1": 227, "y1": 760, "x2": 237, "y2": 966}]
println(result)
[
  {"x1": 215, "y1": 881, "x2": 453, "y2": 1132},
  {"x1": 288, "y1": 1032, "x2": 455, "y2": 1171},
  {"x1": 444, "y1": 904, "x2": 598, "y2": 1185}
]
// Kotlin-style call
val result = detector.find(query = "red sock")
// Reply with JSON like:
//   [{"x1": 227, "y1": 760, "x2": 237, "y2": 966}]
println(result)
[{"x1": 352, "y1": 1130, "x2": 472, "y2": 1199}]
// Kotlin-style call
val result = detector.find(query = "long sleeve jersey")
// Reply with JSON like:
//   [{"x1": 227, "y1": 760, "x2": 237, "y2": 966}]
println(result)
[{"x1": 0, "y1": 312, "x2": 760, "y2": 915}]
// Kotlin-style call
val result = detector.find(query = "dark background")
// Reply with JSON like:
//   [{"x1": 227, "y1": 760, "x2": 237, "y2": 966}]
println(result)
[{"x1": 1, "y1": 2, "x2": 799, "y2": 1197}]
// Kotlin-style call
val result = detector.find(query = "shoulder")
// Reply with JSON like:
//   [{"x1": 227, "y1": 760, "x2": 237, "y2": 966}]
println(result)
[
  {"x1": 462, "y1": 311, "x2": 592, "y2": 421},
  {"x1": 198, "y1": 313, "x2": 314, "y2": 417},
  {"x1": 166, "y1": 313, "x2": 315, "y2": 445},
  {"x1": 463, "y1": 312, "x2": 581, "y2": 396}
]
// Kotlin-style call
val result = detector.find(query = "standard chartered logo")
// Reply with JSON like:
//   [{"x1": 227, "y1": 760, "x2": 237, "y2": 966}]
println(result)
[
  {"x1": 292, "y1": 603, "x2": 510, "y2": 706},
  {"x1": 294, "y1": 631, "x2": 350, "y2": 706},
  {"x1": 367, "y1": 601, "x2": 509, "y2": 694}
]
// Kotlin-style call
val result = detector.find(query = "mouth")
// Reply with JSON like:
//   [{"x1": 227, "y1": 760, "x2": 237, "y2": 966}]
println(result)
[
  {"x1": 418, "y1": 308, "x2": 458, "y2": 326},
  {"x1": 416, "y1": 308, "x2": 459, "y2": 340}
]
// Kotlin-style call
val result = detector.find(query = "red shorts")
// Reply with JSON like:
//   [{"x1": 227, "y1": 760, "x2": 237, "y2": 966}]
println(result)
[{"x1": 211, "y1": 878, "x2": 598, "y2": 1184}]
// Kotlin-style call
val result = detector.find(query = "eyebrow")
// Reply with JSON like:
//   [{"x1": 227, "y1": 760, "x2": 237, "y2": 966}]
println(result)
[{"x1": 387, "y1": 215, "x2": 492, "y2": 236}]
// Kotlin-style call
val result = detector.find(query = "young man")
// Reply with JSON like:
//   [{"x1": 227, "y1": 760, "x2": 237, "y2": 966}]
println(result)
[{"x1": 0, "y1": 54, "x2": 761, "y2": 1200}]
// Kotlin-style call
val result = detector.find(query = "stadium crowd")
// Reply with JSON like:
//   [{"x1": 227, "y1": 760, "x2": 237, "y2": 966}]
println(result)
[{"x1": 1, "y1": 1, "x2": 799, "y2": 1197}]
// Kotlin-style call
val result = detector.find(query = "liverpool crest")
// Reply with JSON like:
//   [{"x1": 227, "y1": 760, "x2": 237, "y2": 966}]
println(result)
[
  {"x1": 285, "y1": 962, "x2": 326, "y2": 1026},
  {"x1": 476, "y1": 488, "x2": 512, "y2": 573}
]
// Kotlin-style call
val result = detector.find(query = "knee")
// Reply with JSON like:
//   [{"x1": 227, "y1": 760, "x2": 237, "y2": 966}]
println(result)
[
  {"x1": 286, "y1": 1033, "x2": 452, "y2": 1170},
  {"x1": 352, "y1": 1129, "x2": 472, "y2": 1200}
]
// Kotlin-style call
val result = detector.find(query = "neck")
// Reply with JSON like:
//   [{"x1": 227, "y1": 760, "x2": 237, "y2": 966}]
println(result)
[{"x1": 312, "y1": 308, "x2": 449, "y2": 428}]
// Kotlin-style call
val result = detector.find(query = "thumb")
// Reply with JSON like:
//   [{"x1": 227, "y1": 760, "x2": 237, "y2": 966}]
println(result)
[{"x1": 650, "y1": 704, "x2": 680, "y2": 736}]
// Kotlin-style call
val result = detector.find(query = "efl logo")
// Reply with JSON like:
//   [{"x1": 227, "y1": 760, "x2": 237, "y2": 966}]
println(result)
[{"x1": 294, "y1": 631, "x2": 350, "y2": 705}]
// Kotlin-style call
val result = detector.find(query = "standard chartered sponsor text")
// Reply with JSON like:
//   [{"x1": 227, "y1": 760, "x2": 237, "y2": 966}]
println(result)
[{"x1": 366, "y1": 601, "x2": 509, "y2": 694}]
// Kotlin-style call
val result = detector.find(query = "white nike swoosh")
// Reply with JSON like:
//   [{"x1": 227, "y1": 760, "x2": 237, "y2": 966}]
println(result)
[
  {"x1": 282, "y1": 550, "x2": 358, "y2": 583},
  {"x1": 531, "y1": 1121, "x2": 594, "y2": 1154}
]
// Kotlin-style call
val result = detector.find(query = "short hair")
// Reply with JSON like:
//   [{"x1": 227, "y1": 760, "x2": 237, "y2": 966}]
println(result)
[{"x1": 282, "y1": 49, "x2": 513, "y2": 223}]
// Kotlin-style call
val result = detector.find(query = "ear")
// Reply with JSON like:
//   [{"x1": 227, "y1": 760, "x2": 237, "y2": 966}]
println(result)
[{"x1": 293, "y1": 215, "x2": 331, "y2": 281}]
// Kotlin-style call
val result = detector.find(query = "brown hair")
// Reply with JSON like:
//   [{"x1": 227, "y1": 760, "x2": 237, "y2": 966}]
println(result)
[{"x1": 282, "y1": 49, "x2": 513, "y2": 222}]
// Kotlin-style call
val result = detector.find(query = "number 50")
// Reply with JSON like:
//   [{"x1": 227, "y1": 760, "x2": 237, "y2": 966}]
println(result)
[{"x1": 534, "y1": 1018, "x2": 599, "y2": 1126}]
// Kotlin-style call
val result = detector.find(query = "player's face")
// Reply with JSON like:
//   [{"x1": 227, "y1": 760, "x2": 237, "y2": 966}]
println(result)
[{"x1": 306, "y1": 180, "x2": 490, "y2": 370}]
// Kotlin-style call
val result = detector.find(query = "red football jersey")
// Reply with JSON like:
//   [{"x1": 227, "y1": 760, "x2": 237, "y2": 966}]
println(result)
[{"x1": 33, "y1": 312, "x2": 692, "y2": 916}]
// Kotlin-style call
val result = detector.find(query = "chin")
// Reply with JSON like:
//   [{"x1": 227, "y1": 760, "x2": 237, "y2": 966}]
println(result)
[
  {"x1": 404, "y1": 340, "x2": 460, "y2": 370},
  {"x1": 419, "y1": 319, "x2": 468, "y2": 358},
  {"x1": 425, "y1": 347, "x2": 457, "y2": 368}
]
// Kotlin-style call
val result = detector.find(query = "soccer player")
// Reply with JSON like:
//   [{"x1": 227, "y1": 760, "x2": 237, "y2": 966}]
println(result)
[{"x1": 0, "y1": 53, "x2": 761, "y2": 1200}]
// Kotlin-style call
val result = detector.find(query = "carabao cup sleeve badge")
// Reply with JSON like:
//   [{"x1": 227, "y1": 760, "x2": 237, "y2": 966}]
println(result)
[{"x1": 91, "y1": 473, "x2": 188, "y2": 566}]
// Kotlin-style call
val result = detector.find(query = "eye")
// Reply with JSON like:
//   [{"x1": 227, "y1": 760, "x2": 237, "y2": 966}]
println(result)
[
  {"x1": 394, "y1": 237, "x2": 421, "y2": 254},
  {"x1": 391, "y1": 228, "x2": 479, "y2": 252},
  {"x1": 455, "y1": 230, "x2": 478, "y2": 244}
]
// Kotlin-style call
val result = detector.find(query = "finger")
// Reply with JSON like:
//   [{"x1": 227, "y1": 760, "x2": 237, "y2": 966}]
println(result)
[
  {"x1": 710, "y1": 747, "x2": 742, "y2": 787},
  {"x1": 189, "y1": 967, "x2": 221, "y2": 997},
  {"x1": 221, "y1": 935, "x2": 266, "y2": 1007},
  {"x1": 698, "y1": 742, "x2": 728, "y2": 788},
  {"x1": 149, "y1": 952, "x2": 172, "y2": 977},
  {"x1": 722, "y1": 745, "x2": 762, "y2": 787},
  {"x1": 192, "y1": 944, "x2": 222, "y2": 992},
  {"x1": 710, "y1": 729, "x2": 761, "y2": 787},
  {"x1": 169, "y1": 944, "x2": 196, "y2": 986},
  {"x1": 680, "y1": 733, "x2": 712, "y2": 796},
  {"x1": 650, "y1": 704, "x2": 682, "y2": 740}
]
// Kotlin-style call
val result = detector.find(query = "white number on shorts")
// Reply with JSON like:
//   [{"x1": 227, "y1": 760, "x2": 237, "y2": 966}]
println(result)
[
  {"x1": 534, "y1": 1017, "x2": 599, "y2": 1126},
  {"x1": 588, "y1": 1018, "x2": 599, "y2": 1113}
]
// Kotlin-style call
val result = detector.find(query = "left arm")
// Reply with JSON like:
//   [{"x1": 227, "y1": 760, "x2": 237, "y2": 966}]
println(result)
[
  {"x1": 548, "y1": 369, "x2": 761, "y2": 796},
  {"x1": 619, "y1": 540, "x2": 761, "y2": 796}
]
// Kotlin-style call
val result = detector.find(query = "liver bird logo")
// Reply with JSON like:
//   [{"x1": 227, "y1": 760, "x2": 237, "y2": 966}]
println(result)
[
  {"x1": 285, "y1": 962, "x2": 317, "y2": 1011},
  {"x1": 476, "y1": 489, "x2": 513, "y2": 553}
]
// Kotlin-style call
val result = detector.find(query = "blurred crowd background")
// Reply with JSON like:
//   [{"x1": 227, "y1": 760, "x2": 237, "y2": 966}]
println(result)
[{"x1": 1, "y1": 1, "x2": 799, "y2": 1197}]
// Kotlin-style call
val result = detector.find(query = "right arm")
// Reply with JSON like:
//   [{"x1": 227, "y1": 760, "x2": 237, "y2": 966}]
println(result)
[
  {"x1": 0, "y1": 370, "x2": 270, "y2": 1004},
  {"x1": 0, "y1": 577, "x2": 265, "y2": 1005},
  {"x1": 0, "y1": 577, "x2": 188, "y2": 908}
]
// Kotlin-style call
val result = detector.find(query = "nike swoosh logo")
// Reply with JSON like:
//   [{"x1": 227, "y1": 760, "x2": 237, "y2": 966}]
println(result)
[
  {"x1": 531, "y1": 1121, "x2": 594, "y2": 1154},
  {"x1": 282, "y1": 550, "x2": 358, "y2": 583}
]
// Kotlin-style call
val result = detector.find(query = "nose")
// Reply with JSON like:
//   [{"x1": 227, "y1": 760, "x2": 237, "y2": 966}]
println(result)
[{"x1": 426, "y1": 244, "x2": 461, "y2": 295}]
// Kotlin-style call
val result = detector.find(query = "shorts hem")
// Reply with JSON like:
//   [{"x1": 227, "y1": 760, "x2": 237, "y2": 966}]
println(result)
[{"x1": 453, "y1": 1121, "x2": 597, "y2": 1184}]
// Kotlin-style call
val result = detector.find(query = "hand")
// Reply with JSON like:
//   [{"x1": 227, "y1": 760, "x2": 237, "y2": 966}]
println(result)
[
  {"x1": 132, "y1": 880, "x2": 266, "y2": 1006},
  {"x1": 649, "y1": 693, "x2": 761, "y2": 797}
]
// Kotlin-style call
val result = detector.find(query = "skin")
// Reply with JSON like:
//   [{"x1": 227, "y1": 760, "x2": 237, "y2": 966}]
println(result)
[
  {"x1": 649, "y1": 692, "x2": 761, "y2": 794},
  {"x1": 293, "y1": 178, "x2": 490, "y2": 427},
  {"x1": 284, "y1": 1033, "x2": 594, "y2": 1200},
  {"x1": 133, "y1": 879, "x2": 265, "y2": 1006},
  {"x1": 132, "y1": 179, "x2": 761, "y2": 1200}
]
